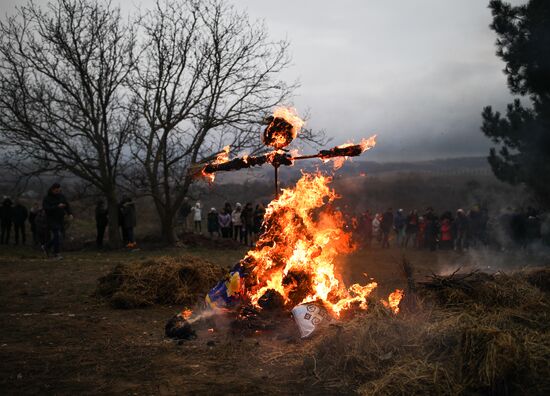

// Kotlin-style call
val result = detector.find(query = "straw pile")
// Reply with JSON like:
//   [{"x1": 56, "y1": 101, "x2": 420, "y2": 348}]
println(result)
[
  {"x1": 305, "y1": 268, "x2": 550, "y2": 395},
  {"x1": 96, "y1": 255, "x2": 227, "y2": 309}
]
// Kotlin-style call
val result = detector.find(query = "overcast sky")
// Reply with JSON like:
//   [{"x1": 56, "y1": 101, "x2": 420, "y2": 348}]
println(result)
[{"x1": 0, "y1": 0, "x2": 526, "y2": 161}]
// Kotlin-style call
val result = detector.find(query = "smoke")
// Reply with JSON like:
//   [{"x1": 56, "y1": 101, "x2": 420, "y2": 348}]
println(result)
[{"x1": 434, "y1": 245, "x2": 550, "y2": 277}]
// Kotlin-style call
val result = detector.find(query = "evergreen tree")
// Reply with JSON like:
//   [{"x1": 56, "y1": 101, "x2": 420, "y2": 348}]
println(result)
[{"x1": 482, "y1": 0, "x2": 550, "y2": 206}]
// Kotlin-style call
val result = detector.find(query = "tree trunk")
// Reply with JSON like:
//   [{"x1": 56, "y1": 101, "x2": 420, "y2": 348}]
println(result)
[
  {"x1": 160, "y1": 211, "x2": 178, "y2": 245},
  {"x1": 107, "y1": 195, "x2": 121, "y2": 248}
]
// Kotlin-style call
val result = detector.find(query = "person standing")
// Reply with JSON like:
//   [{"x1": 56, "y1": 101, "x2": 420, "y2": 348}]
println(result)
[
  {"x1": 380, "y1": 208, "x2": 394, "y2": 249},
  {"x1": 453, "y1": 209, "x2": 469, "y2": 251},
  {"x1": 207, "y1": 208, "x2": 220, "y2": 238},
  {"x1": 372, "y1": 213, "x2": 382, "y2": 245},
  {"x1": 424, "y1": 207, "x2": 439, "y2": 251},
  {"x1": 28, "y1": 202, "x2": 41, "y2": 245},
  {"x1": 417, "y1": 216, "x2": 426, "y2": 249},
  {"x1": 119, "y1": 196, "x2": 137, "y2": 248},
  {"x1": 13, "y1": 200, "x2": 28, "y2": 245},
  {"x1": 468, "y1": 206, "x2": 484, "y2": 248},
  {"x1": 393, "y1": 209, "x2": 406, "y2": 247},
  {"x1": 42, "y1": 183, "x2": 72, "y2": 259},
  {"x1": 404, "y1": 210, "x2": 419, "y2": 248},
  {"x1": 223, "y1": 202, "x2": 233, "y2": 238},
  {"x1": 439, "y1": 216, "x2": 453, "y2": 250},
  {"x1": 34, "y1": 207, "x2": 49, "y2": 247},
  {"x1": 231, "y1": 203, "x2": 243, "y2": 242},
  {"x1": 118, "y1": 199, "x2": 128, "y2": 244},
  {"x1": 191, "y1": 202, "x2": 202, "y2": 234},
  {"x1": 218, "y1": 208, "x2": 232, "y2": 238},
  {"x1": 0, "y1": 197, "x2": 14, "y2": 244},
  {"x1": 95, "y1": 200, "x2": 109, "y2": 248},
  {"x1": 178, "y1": 197, "x2": 192, "y2": 232},
  {"x1": 241, "y1": 202, "x2": 254, "y2": 246}
]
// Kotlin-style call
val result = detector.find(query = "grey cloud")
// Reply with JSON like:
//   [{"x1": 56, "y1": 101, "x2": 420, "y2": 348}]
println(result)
[{"x1": 0, "y1": 0, "x2": 526, "y2": 161}]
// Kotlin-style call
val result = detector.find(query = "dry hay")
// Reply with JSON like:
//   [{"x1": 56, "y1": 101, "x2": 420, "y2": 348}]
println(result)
[
  {"x1": 96, "y1": 255, "x2": 227, "y2": 309},
  {"x1": 304, "y1": 269, "x2": 550, "y2": 395}
]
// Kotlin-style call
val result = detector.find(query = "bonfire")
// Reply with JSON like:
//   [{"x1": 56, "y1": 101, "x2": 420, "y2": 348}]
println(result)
[{"x1": 171, "y1": 107, "x2": 403, "y2": 338}]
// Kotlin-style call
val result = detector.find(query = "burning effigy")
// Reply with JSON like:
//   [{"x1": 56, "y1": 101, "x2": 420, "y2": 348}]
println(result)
[{"x1": 167, "y1": 107, "x2": 403, "y2": 339}]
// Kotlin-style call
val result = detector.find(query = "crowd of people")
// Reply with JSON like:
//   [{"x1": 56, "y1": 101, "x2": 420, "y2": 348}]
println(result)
[
  {"x1": 357, "y1": 206, "x2": 545, "y2": 251},
  {"x1": 177, "y1": 198, "x2": 266, "y2": 246},
  {"x1": 94, "y1": 196, "x2": 138, "y2": 249},
  {"x1": 0, "y1": 183, "x2": 138, "y2": 259},
  {"x1": 2, "y1": 182, "x2": 547, "y2": 257},
  {"x1": 0, "y1": 183, "x2": 72, "y2": 259}
]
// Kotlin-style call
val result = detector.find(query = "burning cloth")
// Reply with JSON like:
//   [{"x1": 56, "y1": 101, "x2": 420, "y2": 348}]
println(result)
[{"x1": 205, "y1": 263, "x2": 246, "y2": 309}]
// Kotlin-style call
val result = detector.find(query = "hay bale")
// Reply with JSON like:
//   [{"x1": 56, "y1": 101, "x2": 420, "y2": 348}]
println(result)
[
  {"x1": 304, "y1": 269, "x2": 550, "y2": 395},
  {"x1": 418, "y1": 271, "x2": 545, "y2": 309},
  {"x1": 522, "y1": 268, "x2": 550, "y2": 293},
  {"x1": 460, "y1": 326, "x2": 524, "y2": 394},
  {"x1": 358, "y1": 358, "x2": 458, "y2": 396},
  {"x1": 96, "y1": 255, "x2": 227, "y2": 309}
]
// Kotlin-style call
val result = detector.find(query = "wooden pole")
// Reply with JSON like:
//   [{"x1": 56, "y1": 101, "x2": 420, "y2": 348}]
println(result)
[{"x1": 274, "y1": 165, "x2": 279, "y2": 198}]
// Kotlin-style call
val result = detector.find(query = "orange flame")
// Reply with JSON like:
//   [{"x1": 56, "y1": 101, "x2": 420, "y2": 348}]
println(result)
[
  {"x1": 182, "y1": 309, "x2": 192, "y2": 320},
  {"x1": 273, "y1": 106, "x2": 304, "y2": 137},
  {"x1": 244, "y1": 173, "x2": 382, "y2": 317},
  {"x1": 360, "y1": 135, "x2": 377, "y2": 152},
  {"x1": 324, "y1": 135, "x2": 377, "y2": 170},
  {"x1": 202, "y1": 145, "x2": 230, "y2": 182},
  {"x1": 326, "y1": 156, "x2": 347, "y2": 170},
  {"x1": 382, "y1": 289, "x2": 404, "y2": 314}
]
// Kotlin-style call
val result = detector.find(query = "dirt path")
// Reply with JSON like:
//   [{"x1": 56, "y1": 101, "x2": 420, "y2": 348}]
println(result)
[{"x1": 1, "y1": 246, "x2": 547, "y2": 395}]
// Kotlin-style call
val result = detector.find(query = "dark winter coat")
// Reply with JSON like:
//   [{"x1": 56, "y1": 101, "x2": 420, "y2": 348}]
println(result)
[
  {"x1": 207, "y1": 212, "x2": 220, "y2": 233},
  {"x1": 120, "y1": 201, "x2": 136, "y2": 229},
  {"x1": 34, "y1": 209, "x2": 49, "y2": 243},
  {"x1": 453, "y1": 214, "x2": 469, "y2": 235},
  {"x1": 241, "y1": 206, "x2": 254, "y2": 229},
  {"x1": 406, "y1": 213, "x2": 419, "y2": 234},
  {"x1": 13, "y1": 204, "x2": 28, "y2": 225},
  {"x1": 95, "y1": 205, "x2": 109, "y2": 227},
  {"x1": 0, "y1": 198, "x2": 13, "y2": 222},
  {"x1": 42, "y1": 192, "x2": 71, "y2": 227},
  {"x1": 394, "y1": 211, "x2": 406, "y2": 230},
  {"x1": 381, "y1": 211, "x2": 394, "y2": 232},
  {"x1": 179, "y1": 202, "x2": 191, "y2": 219},
  {"x1": 253, "y1": 207, "x2": 266, "y2": 233}
]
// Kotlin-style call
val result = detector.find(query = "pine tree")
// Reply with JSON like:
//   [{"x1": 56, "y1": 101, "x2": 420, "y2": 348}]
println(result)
[{"x1": 482, "y1": 0, "x2": 550, "y2": 206}]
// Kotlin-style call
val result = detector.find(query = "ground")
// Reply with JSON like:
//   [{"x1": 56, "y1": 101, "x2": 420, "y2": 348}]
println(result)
[{"x1": 0, "y1": 244, "x2": 548, "y2": 395}]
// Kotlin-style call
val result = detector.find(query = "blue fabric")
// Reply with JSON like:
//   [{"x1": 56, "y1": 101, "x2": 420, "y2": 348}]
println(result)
[{"x1": 205, "y1": 263, "x2": 246, "y2": 308}]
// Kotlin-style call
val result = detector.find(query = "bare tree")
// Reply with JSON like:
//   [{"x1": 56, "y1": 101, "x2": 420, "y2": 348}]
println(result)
[
  {"x1": 0, "y1": 0, "x2": 137, "y2": 246},
  {"x1": 130, "y1": 0, "x2": 300, "y2": 244}
]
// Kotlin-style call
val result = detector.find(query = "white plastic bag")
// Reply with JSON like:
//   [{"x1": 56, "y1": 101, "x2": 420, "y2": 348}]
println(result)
[{"x1": 291, "y1": 303, "x2": 333, "y2": 338}]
